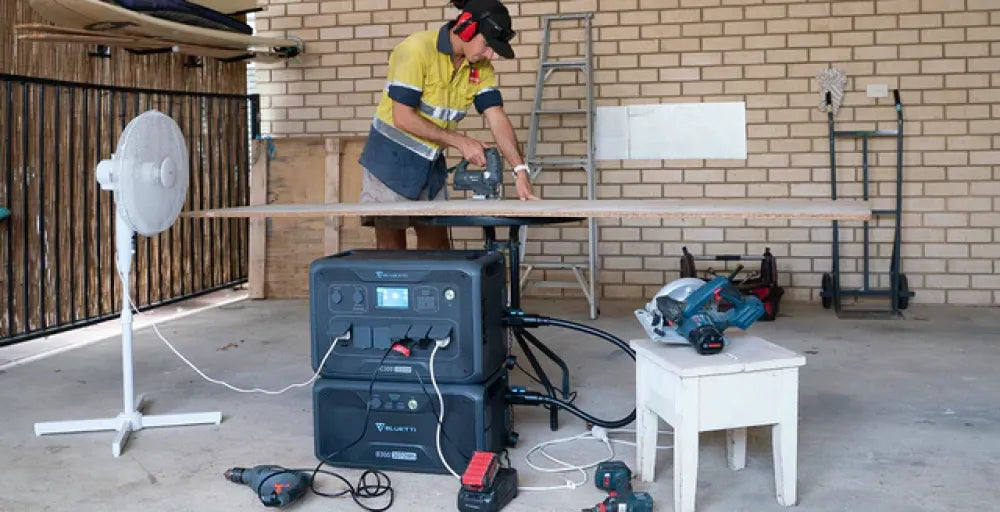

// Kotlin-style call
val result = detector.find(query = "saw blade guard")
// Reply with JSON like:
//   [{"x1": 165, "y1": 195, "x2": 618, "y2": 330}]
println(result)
[{"x1": 634, "y1": 278, "x2": 709, "y2": 344}]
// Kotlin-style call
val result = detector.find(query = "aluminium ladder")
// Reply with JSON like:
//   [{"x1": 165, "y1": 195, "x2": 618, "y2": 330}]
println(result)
[{"x1": 520, "y1": 12, "x2": 599, "y2": 320}]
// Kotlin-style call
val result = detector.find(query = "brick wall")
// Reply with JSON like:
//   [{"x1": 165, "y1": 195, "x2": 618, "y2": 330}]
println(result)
[{"x1": 253, "y1": 0, "x2": 1000, "y2": 305}]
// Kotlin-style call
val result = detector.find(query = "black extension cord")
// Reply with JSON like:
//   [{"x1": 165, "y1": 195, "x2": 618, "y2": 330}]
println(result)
[{"x1": 504, "y1": 312, "x2": 637, "y2": 429}]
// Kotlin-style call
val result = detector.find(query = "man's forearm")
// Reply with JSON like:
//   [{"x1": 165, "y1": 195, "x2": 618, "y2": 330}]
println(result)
[{"x1": 484, "y1": 107, "x2": 524, "y2": 170}]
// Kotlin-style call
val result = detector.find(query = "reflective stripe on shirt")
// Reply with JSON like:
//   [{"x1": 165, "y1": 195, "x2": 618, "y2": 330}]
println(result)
[{"x1": 372, "y1": 116, "x2": 440, "y2": 161}]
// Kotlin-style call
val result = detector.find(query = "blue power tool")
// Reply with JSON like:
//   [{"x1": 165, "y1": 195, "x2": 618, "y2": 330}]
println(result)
[{"x1": 635, "y1": 265, "x2": 765, "y2": 355}]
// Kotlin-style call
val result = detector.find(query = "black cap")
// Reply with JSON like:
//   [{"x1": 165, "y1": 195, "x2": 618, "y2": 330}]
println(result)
[{"x1": 461, "y1": 0, "x2": 516, "y2": 59}]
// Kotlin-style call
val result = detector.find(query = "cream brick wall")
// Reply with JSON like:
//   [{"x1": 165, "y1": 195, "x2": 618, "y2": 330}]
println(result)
[{"x1": 253, "y1": 0, "x2": 1000, "y2": 305}]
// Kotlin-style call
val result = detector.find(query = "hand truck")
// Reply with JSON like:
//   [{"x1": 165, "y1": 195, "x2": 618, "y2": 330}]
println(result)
[{"x1": 819, "y1": 90, "x2": 915, "y2": 317}]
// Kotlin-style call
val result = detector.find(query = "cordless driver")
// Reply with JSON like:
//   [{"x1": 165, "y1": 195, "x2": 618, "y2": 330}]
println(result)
[
  {"x1": 583, "y1": 461, "x2": 654, "y2": 512},
  {"x1": 225, "y1": 465, "x2": 311, "y2": 507}
]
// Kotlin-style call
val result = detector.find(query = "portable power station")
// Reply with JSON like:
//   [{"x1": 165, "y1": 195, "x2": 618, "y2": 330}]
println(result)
[
  {"x1": 309, "y1": 250, "x2": 508, "y2": 384},
  {"x1": 313, "y1": 368, "x2": 512, "y2": 474}
]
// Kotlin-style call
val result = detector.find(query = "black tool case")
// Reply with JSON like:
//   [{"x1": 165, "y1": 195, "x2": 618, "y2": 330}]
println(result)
[{"x1": 679, "y1": 246, "x2": 784, "y2": 321}]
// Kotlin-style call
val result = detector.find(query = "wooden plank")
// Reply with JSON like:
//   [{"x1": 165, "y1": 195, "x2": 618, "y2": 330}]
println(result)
[
  {"x1": 247, "y1": 139, "x2": 268, "y2": 299},
  {"x1": 185, "y1": 198, "x2": 872, "y2": 222},
  {"x1": 323, "y1": 138, "x2": 340, "y2": 256}
]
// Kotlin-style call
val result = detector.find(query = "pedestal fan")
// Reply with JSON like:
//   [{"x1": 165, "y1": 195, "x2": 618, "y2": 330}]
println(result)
[{"x1": 34, "y1": 110, "x2": 221, "y2": 457}]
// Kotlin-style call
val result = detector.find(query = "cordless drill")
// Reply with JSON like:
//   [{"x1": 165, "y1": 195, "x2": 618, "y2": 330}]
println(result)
[
  {"x1": 582, "y1": 492, "x2": 654, "y2": 512},
  {"x1": 583, "y1": 461, "x2": 654, "y2": 512},
  {"x1": 225, "y1": 465, "x2": 311, "y2": 507}
]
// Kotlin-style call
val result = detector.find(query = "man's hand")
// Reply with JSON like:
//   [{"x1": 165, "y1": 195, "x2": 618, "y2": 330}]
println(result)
[
  {"x1": 456, "y1": 136, "x2": 488, "y2": 167},
  {"x1": 393, "y1": 101, "x2": 489, "y2": 166},
  {"x1": 515, "y1": 171, "x2": 540, "y2": 200},
  {"x1": 483, "y1": 106, "x2": 540, "y2": 200}
]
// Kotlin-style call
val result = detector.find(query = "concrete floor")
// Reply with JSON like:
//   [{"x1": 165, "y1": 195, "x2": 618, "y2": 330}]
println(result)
[{"x1": 1, "y1": 294, "x2": 999, "y2": 512}]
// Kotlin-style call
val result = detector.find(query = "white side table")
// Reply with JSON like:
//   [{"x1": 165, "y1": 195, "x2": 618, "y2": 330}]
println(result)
[{"x1": 631, "y1": 334, "x2": 806, "y2": 512}]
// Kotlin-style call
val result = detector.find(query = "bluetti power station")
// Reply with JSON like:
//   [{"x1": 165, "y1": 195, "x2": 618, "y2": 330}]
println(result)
[{"x1": 309, "y1": 250, "x2": 514, "y2": 474}]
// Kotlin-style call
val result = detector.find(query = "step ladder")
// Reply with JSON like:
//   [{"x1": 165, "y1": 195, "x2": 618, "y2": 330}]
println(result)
[{"x1": 520, "y1": 12, "x2": 598, "y2": 320}]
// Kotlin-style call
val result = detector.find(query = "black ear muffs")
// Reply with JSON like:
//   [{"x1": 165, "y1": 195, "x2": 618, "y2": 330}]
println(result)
[{"x1": 454, "y1": 11, "x2": 478, "y2": 41}]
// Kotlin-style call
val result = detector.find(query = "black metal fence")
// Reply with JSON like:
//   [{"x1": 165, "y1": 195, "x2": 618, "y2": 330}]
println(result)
[{"x1": 0, "y1": 74, "x2": 259, "y2": 347}]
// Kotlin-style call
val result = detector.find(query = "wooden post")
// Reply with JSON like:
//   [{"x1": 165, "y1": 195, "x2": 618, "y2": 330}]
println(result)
[
  {"x1": 324, "y1": 138, "x2": 341, "y2": 256},
  {"x1": 247, "y1": 139, "x2": 269, "y2": 299}
]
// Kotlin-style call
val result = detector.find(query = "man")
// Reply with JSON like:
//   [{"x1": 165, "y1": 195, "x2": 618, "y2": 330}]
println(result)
[{"x1": 358, "y1": 0, "x2": 540, "y2": 250}]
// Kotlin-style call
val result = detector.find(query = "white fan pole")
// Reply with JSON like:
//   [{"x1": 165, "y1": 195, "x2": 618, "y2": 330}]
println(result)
[
  {"x1": 34, "y1": 110, "x2": 222, "y2": 457},
  {"x1": 33, "y1": 215, "x2": 223, "y2": 457}
]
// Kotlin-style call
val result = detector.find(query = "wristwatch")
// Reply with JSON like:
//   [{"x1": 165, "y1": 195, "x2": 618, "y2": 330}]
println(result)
[{"x1": 513, "y1": 164, "x2": 530, "y2": 179}]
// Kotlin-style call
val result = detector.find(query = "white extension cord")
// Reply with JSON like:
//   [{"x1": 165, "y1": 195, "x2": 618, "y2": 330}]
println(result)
[
  {"x1": 122, "y1": 267, "x2": 671, "y2": 494},
  {"x1": 429, "y1": 338, "x2": 462, "y2": 480},
  {"x1": 121, "y1": 275, "x2": 342, "y2": 395},
  {"x1": 517, "y1": 426, "x2": 674, "y2": 492},
  {"x1": 401, "y1": 299, "x2": 675, "y2": 494}
]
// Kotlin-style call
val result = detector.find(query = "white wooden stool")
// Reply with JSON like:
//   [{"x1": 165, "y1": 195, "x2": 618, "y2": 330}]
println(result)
[{"x1": 631, "y1": 334, "x2": 806, "y2": 512}]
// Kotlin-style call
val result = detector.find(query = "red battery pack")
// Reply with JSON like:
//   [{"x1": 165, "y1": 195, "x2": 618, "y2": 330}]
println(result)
[{"x1": 462, "y1": 452, "x2": 500, "y2": 492}]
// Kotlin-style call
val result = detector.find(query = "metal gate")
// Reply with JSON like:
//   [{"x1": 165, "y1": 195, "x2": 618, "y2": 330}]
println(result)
[{"x1": 0, "y1": 74, "x2": 259, "y2": 346}]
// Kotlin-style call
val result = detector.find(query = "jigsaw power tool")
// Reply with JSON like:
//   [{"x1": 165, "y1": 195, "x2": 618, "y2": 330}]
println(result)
[
  {"x1": 451, "y1": 147, "x2": 503, "y2": 199},
  {"x1": 634, "y1": 265, "x2": 766, "y2": 355}
]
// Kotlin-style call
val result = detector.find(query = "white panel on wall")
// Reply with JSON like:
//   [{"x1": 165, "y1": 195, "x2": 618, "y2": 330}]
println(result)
[
  {"x1": 595, "y1": 102, "x2": 747, "y2": 160},
  {"x1": 594, "y1": 106, "x2": 630, "y2": 160}
]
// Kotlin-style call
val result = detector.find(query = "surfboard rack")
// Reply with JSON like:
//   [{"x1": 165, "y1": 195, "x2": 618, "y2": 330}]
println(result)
[
  {"x1": 126, "y1": 46, "x2": 176, "y2": 56},
  {"x1": 17, "y1": 23, "x2": 303, "y2": 64},
  {"x1": 22, "y1": 0, "x2": 305, "y2": 62}
]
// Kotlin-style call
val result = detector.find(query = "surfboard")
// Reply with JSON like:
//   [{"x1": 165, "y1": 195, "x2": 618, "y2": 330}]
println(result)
[
  {"x1": 186, "y1": 0, "x2": 259, "y2": 16},
  {"x1": 29, "y1": 0, "x2": 300, "y2": 54},
  {"x1": 16, "y1": 24, "x2": 287, "y2": 62}
]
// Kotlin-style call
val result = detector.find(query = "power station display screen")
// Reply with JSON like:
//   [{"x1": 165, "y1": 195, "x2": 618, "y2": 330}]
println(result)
[{"x1": 376, "y1": 287, "x2": 409, "y2": 309}]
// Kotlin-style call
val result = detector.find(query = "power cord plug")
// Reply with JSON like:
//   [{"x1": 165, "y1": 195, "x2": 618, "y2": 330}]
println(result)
[{"x1": 590, "y1": 426, "x2": 609, "y2": 443}]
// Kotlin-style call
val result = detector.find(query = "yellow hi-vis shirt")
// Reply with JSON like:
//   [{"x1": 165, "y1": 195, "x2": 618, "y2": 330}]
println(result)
[{"x1": 358, "y1": 22, "x2": 503, "y2": 200}]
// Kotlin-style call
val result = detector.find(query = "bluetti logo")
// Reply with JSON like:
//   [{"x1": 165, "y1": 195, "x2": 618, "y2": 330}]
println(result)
[
  {"x1": 375, "y1": 422, "x2": 417, "y2": 434},
  {"x1": 375, "y1": 271, "x2": 408, "y2": 279}
]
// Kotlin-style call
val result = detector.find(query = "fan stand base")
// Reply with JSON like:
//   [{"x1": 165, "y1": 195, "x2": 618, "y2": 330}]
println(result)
[{"x1": 34, "y1": 394, "x2": 221, "y2": 457}]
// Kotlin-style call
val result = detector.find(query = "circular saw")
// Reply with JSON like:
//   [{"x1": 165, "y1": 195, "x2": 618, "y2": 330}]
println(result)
[{"x1": 634, "y1": 266, "x2": 766, "y2": 355}]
